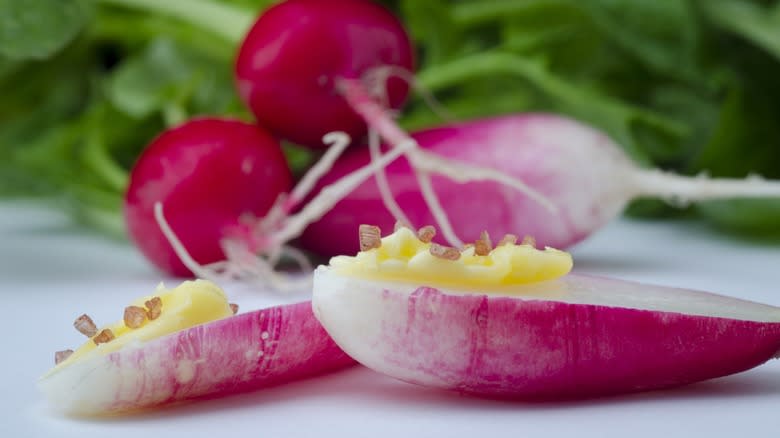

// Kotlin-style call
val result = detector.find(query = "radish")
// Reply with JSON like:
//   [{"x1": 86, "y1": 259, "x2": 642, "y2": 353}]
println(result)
[
  {"x1": 39, "y1": 280, "x2": 354, "y2": 416},
  {"x1": 312, "y1": 225, "x2": 780, "y2": 399},
  {"x1": 124, "y1": 117, "x2": 292, "y2": 276},
  {"x1": 234, "y1": 0, "x2": 415, "y2": 148},
  {"x1": 299, "y1": 114, "x2": 780, "y2": 257}
]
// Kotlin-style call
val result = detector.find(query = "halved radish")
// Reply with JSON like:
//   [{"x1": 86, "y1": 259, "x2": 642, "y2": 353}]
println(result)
[
  {"x1": 39, "y1": 281, "x2": 353, "y2": 416},
  {"x1": 312, "y1": 227, "x2": 780, "y2": 399}
]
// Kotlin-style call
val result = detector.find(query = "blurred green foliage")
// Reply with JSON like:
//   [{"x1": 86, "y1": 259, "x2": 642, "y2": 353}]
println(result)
[{"x1": 1, "y1": 0, "x2": 780, "y2": 238}]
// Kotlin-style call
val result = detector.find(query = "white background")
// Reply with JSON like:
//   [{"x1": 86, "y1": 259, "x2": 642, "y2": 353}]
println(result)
[{"x1": 2, "y1": 201, "x2": 780, "y2": 437}]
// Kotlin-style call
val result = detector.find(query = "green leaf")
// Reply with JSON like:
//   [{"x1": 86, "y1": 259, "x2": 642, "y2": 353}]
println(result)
[
  {"x1": 691, "y1": 75, "x2": 780, "y2": 235},
  {"x1": 574, "y1": 0, "x2": 701, "y2": 80},
  {"x1": 0, "y1": 0, "x2": 88, "y2": 60},
  {"x1": 692, "y1": 86, "x2": 780, "y2": 179},
  {"x1": 451, "y1": 0, "x2": 570, "y2": 28},
  {"x1": 702, "y1": 0, "x2": 780, "y2": 62},
  {"x1": 415, "y1": 51, "x2": 688, "y2": 163},
  {"x1": 400, "y1": 0, "x2": 461, "y2": 65},
  {"x1": 106, "y1": 37, "x2": 238, "y2": 120},
  {"x1": 698, "y1": 199, "x2": 780, "y2": 238}
]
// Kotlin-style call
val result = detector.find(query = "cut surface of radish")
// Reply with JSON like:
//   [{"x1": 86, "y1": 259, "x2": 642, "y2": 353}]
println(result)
[
  {"x1": 39, "y1": 281, "x2": 353, "y2": 416},
  {"x1": 312, "y1": 226, "x2": 780, "y2": 399}
]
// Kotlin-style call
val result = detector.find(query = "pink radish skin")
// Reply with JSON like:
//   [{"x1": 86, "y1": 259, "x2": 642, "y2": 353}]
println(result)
[
  {"x1": 301, "y1": 114, "x2": 631, "y2": 256},
  {"x1": 235, "y1": 0, "x2": 414, "y2": 148},
  {"x1": 124, "y1": 118, "x2": 292, "y2": 276},
  {"x1": 38, "y1": 301, "x2": 354, "y2": 416},
  {"x1": 312, "y1": 268, "x2": 780, "y2": 398},
  {"x1": 300, "y1": 114, "x2": 780, "y2": 257}
]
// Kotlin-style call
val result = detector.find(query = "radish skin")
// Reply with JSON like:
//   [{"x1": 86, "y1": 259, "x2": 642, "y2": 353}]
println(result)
[
  {"x1": 124, "y1": 118, "x2": 292, "y2": 277},
  {"x1": 235, "y1": 0, "x2": 414, "y2": 148},
  {"x1": 312, "y1": 268, "x2": 780, "y2": 398},
  {"x1": 300, "y1": 114, "x2": 780, "y2": 256},
  {"x1": 39, "y1": 301, "x2": 354, "y2": 415}
]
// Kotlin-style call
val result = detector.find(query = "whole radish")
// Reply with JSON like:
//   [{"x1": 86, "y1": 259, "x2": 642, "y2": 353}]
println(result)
[
  {"x1": 124, "y1": 118, "x2": 292, "y2": 276},
  {"x1": 299, "y1": 114, "x2": 780, "y2": 257},
  {"x1": 235, "y1": 0, "x2": 415, "y2": 148}
]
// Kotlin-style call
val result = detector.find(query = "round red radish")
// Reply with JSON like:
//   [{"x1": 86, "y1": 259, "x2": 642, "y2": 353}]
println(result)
[
  {"x1": 235, "y1": 0, "x2": 414, "y2": 148},
  {"x1": 312, "y1": 268, "x2": 780, "y2": 399},
  {"x1": 124, "y1": 118, "x2": 292, "y2": 276},
  {"x1": 39, "y1": 301, "x2": 354, "y2": 415}
]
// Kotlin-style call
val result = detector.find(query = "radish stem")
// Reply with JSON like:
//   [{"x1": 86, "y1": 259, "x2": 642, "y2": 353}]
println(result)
[
  {"x1": 97, "y1": 0, "x2": 254, "y2": 43},
  {"x1": 83, "y1": 125, "x2": 128, "y2": 193},
  {"x1": 368, "y1": 128, "x2": 412, "y2": 227},
  {"x1": 451, "y1": 0, "x2": 570, "y2": 27}
]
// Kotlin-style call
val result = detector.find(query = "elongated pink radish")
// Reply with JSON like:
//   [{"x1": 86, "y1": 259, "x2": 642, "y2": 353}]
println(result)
[
  {"x1": 313, "y1": 268, "x2": 780, "y2": 399},
  {"x1": 300, "y1": 114, "x2": 780, "y2": 257},
  {"x1": 39, "y1": 300, "x2": 354, "y2": 416},
  {"x1": 235, "y1": 0, "x2": 414, "y2": 148},
  {"x1": 124, "y1": 117, "x2": 292, "y2": 276}
]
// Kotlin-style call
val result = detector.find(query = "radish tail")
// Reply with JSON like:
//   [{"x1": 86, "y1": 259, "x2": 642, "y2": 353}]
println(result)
[{"x1": 631, "y1": 169, "x2": 780, "y2": 206}]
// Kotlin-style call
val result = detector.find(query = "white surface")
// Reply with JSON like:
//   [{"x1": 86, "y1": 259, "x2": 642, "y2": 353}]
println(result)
[{"x1": 2, "y1": 201, "x2": 780, "y2": 437}]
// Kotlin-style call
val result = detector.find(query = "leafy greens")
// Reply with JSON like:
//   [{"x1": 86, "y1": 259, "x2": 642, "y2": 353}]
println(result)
[{"x1": 1, "y1": 0, "x2": 780, "y2": 238}]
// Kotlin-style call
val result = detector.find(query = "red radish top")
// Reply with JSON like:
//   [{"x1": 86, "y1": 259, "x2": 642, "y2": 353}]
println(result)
[
  {"x1": 124, "y1": 118, "x2": 292, "y2": 276},
  {"x1": 235, "y1": 0, "x2": 414, "y2": 148}
]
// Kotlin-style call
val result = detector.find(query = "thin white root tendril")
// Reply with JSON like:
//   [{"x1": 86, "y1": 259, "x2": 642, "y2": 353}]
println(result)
[
  {"x1": 369, "y1": 128, "x2": 412, "y2": 227},
  {"x1": 288, "y1": 131, "x2": 353, "y2": 208},
  {"x1": 411, "y1": 149, "x2": 558, "y2": 213},
  {"x1": 273, "y1": 138, "x2": 418, "y2": 244},
  {"x1": 155, "y1": 202, "x2": 311, "y2": 292},
  {"x1": 415, "y1": 170, "x2": 465, "y2": 248}
]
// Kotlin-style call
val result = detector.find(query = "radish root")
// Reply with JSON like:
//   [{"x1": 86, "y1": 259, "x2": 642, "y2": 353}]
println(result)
[
  {"x1": 631, "y1": 169, "x2": 780, "y2": 207},
  {"x1": 154, "y1": 202, "x2": 312, "y2": 292},
  {"x1": 368, "y1": 128, "x2": 412, "y2": 228}
]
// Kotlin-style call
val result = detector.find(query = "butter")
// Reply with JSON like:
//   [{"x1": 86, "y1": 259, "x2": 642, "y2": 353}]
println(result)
[
  {"x1": 329, "y1": 227, "x2": 573, "y2": 290},
  {"x1": 50, "y1": 280, "x2": 234, "y2": 371}
]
